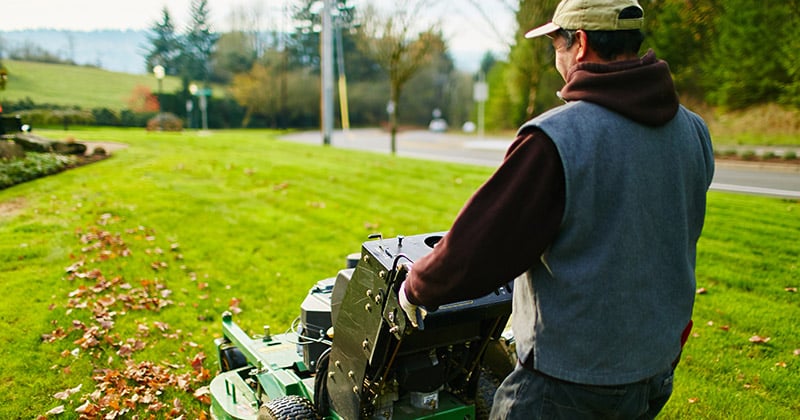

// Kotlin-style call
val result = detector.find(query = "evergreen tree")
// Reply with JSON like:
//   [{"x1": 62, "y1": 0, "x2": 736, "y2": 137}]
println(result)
[
  {"x1": 287, "y1": 0, "x2": 380, "y2": 81},
  {"x1": 641, "y1": 0, "x2": 714, "y2": 95},
  {"x1": 180, "y1": 0, "x2": 220, "y2": 85},
  {"x1": 705, "y1": 0, "x2": 789, "y2": 108},
  {"x1": 779, "y1": 0, "x2": 800, "y2": 107},
  {"x1": 145, "y1": 7, "x2": 181, "y2": 75},
  {"x1": 479, "y1": 51, "x2": 497, "y2": 76}
]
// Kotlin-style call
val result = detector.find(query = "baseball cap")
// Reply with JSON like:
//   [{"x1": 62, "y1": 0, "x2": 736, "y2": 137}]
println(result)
[{"x1": 525, "y1": 0, "x2": 644, "y2": 39}]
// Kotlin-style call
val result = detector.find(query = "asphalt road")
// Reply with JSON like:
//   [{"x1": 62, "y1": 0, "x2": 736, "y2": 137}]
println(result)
[{"x1": 281, "y1": 128, "x2": 800, "y2": 200}]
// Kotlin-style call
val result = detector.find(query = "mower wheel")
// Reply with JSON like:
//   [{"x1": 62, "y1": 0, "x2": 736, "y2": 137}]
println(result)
[
  {"x1": 257, "y1": 395, "x2": 320, "y2": 420},
  {"x1": 219, "y1": 344, "x2": 248, "y2": 372},
  {"x1": 475, "y1": 365, "x2": 505, "y2": 420}
]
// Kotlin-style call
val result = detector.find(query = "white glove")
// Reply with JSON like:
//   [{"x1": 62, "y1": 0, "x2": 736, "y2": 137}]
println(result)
[{"x1": 399, "y1": 281, "x2": 427, "y2": 329}]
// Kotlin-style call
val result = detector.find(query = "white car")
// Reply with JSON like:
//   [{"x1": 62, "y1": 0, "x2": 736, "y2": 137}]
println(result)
[{"x1": 428, "y1": 118, "x2": 448, "y2": 133}]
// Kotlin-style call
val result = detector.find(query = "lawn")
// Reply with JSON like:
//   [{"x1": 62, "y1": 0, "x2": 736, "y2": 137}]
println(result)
[{"x1": 0, "y1": 128, "x2": 798, "y2": 418}]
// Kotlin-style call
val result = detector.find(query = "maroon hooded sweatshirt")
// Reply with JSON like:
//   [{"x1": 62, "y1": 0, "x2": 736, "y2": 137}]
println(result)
[{"x1": 405, "y1": 50, "x2": 680, "y2": 309}]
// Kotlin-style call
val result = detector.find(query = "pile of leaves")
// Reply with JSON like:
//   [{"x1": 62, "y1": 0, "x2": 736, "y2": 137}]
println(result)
[{"x1": 39, "y1": 214, "x2": 212, "y2": 419}]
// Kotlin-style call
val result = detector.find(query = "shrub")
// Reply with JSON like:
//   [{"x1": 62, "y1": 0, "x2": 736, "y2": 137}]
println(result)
[
  {"x1": 146, "y1": 113, "x2": 183, "y2": 132},
  {"x1": 17, "y1": 109, "x2": 94, "y2": 129},
  {"x1": 120, "y1": 110, "x2": 157, "y2": 127},
  {"x1": 0, "y1": 153, "x2": 76, "y2": 189},
  {"x1": 92, "y1": 108, "x2": 121, "y2": 126},
  {"x1": 740, "y1": 150, "x2": 757, "y2": 160},
  {"x1": 784, "y1": 151, "x2": 797, "y2": 161}
]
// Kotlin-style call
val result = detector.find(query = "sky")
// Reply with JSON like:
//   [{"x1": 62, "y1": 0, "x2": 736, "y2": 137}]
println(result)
[{"x1": 2, "y1": 0, "x2": 517, "y2": 61}]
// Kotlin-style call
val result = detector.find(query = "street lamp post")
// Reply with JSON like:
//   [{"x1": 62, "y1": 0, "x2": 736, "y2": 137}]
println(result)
[
  {"x1": 199, "y1": 92, "x2": 208, "y2": 131},
  {"x1": 189, "y1": 83, "x2": 198, "y2": 130},
  {"x1": 153, "y1": 65, "x2": 165, "y2": 130},
  {"x1": 189, "y1": 83, "x2": 209, "y2": 132},
  {"x1": 185, "y1": 98, "x2": 193, "y2": 129}
]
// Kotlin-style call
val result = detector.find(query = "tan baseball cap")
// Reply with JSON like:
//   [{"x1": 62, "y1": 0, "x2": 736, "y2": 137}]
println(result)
[{"x1": 525, "y1": 0, "x2": 644, "y2": 39}]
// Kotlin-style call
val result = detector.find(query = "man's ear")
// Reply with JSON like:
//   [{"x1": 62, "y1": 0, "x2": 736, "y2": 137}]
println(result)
[{"x1": 575, "y1": 30, "x2": 589, "y2": 61}]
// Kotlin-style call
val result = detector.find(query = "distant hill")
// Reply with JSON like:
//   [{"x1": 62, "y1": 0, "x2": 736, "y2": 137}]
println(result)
[
  {"x1": 0, "y1": 29, "x2": 149, "y2": 75},
  {"x1": 0, "y1": 60, "x2": 183, "y2": 111}
]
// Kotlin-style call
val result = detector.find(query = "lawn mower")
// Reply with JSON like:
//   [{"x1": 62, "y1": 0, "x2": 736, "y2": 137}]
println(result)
[{"x1": 209, "y1": 232, "x2": 516, "y2": 419}]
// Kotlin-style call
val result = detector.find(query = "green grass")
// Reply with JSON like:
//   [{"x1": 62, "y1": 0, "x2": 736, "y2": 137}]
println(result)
[
  {"x1": 1, "y1": 128, "x2": 798, "y2": 418},
  {"x1": 0, "y1": 128, "x2": 489, "y2": 418},
  {"x1": 667, "y1": 192, "x2": 800, "y2": 419},
  {"x1": 1, "y1": 60, "x2": 184, "y2": 110}
]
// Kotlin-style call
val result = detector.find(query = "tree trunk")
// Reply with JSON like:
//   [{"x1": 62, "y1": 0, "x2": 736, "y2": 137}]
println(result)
[{"x1": 390, "y1": 84, "x2": 398, "y2": 155}]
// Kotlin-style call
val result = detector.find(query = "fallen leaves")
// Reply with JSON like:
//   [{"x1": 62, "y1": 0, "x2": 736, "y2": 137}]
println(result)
[
  {"x1": 41, "y1": 215, "x2": 212, "y2": 418},
  {"x1": 228, "y1": 297, "x2": 242, "y2": 315},
  {"x1": 749, "y1": 335, "x2": 771, "y2": 344}
]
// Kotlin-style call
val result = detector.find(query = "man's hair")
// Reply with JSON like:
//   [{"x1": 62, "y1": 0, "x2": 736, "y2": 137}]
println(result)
[{"x1": 557, "y1": 6, "x2": 644, "y2": 60}]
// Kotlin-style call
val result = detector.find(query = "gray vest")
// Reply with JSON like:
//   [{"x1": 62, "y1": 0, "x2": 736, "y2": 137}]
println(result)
[{"x1": 513, "y1": 101, "x2": 714, "y2": 385}]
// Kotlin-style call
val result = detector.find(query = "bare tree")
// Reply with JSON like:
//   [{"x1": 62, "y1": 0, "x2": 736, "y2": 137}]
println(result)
[{"x1": 356, "y1": 0, "x2": 444, "y2": 154}]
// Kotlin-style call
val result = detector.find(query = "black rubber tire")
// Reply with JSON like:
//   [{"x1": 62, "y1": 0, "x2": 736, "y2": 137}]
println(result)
[
  {"x1": 257, "y1": 395, "x2": 320, "y2": 420},
  {"x1": 219, "y1": 345, "x2": 248, "y2": 372},
  {"x1": 475, "y1": 366, "x2": 504, "y2": 420}
]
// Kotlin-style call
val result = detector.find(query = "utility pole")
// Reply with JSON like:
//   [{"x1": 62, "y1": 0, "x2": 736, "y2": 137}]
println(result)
[
  {"x1": 321, "y1": 0, "x2": 334, "y2": 146},
  {"x1": 474, "y1": 72, "x2": 489, "y2": 139},
  {"x1": 335, "y1": 17, "x2": 350, "y2": 132}
]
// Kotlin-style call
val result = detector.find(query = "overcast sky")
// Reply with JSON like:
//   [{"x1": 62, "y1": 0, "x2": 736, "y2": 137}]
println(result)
[{"x1": 2, "y1": 0, "x2": 516, "y2": 55}]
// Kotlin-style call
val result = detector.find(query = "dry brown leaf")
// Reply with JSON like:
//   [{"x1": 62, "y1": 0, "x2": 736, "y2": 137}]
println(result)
[
  {"x1": 45, "y1": 405, "x2": 65, "y2": 415},
  {"x1": 749, "y1": 335, "x2": 771, "y2": 344},
  {"x1": 229, "y1": 297, "x2": 242, "y2": 314},
  {"x1": 53, "y1": 383, "x2": 82, "y2": 400},
  {"x1": 75, "y1": 400, "x2": 98, "y2": 415}
]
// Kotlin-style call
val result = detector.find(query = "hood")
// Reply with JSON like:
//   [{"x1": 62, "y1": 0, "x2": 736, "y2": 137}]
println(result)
[{"x1": 559, "y1": 50, "x2": 679, "y2": 126}]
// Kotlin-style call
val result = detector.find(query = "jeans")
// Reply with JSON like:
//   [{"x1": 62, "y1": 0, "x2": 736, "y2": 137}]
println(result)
[{"x1": 489, "y1": 365, "x2": 674, "y2": 420}]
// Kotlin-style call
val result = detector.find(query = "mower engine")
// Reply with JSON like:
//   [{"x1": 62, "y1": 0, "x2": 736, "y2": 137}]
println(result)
[{"x1": 210, "y1": 232, "x2": 514, "y2": 420}]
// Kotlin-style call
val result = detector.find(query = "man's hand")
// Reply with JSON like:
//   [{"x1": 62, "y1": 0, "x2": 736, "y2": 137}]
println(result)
[{"x1": 399, "y1": 281, "x2": 427, "y2": 330}]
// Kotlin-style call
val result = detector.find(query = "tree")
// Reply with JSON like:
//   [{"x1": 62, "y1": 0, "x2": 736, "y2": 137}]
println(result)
[
  {"x1": 510, "y1": 0, "x2": 561, "y2": 119},
  {"x1": 231, "y1": 62, "x2": 278, "y2": 127},
  {"x1": 287, "y1": 0, "x2": 380, "y2": 81},
  {"x1": 0, "y1": 65, "x2": 7, "y2": 91},
  {"x1": 356, "y1": 0, "x2": 445, "y2": 154},
  {"x1": 704, "y1": 0, "x2": 792, "y2": 108},
  {"x1": 180, "y1": 0, "x2": 220, "y2": 85},
  {"x1": 479, "y1": 51, "x2": 498, "y2": 76},
  {"x1": 641, "y1": 0, "x2": 718, "y2": 99},
  {"x1": 145, "y1": 7, "x2": 181, "y2": 75},
  {"x1": 212, "y1": 31, "x2": 258, "y2": 83},
  {"x1": 778, "y1": 0, "x2": 800, "y2": 107},
  {"x1": 212, "y1": 2, "x2": 272, "y2": 83},
  {"x1": 400, "y1": 47, "x2": 462, "y2": 127},
  {"x1": 230, "y1": 51, "x2": 319, "y2": 128}
]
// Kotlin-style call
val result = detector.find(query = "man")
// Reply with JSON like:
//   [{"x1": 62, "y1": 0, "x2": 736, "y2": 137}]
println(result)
[{"x1": 399, "y1": 0, "x2": 715, "y2": 418}]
